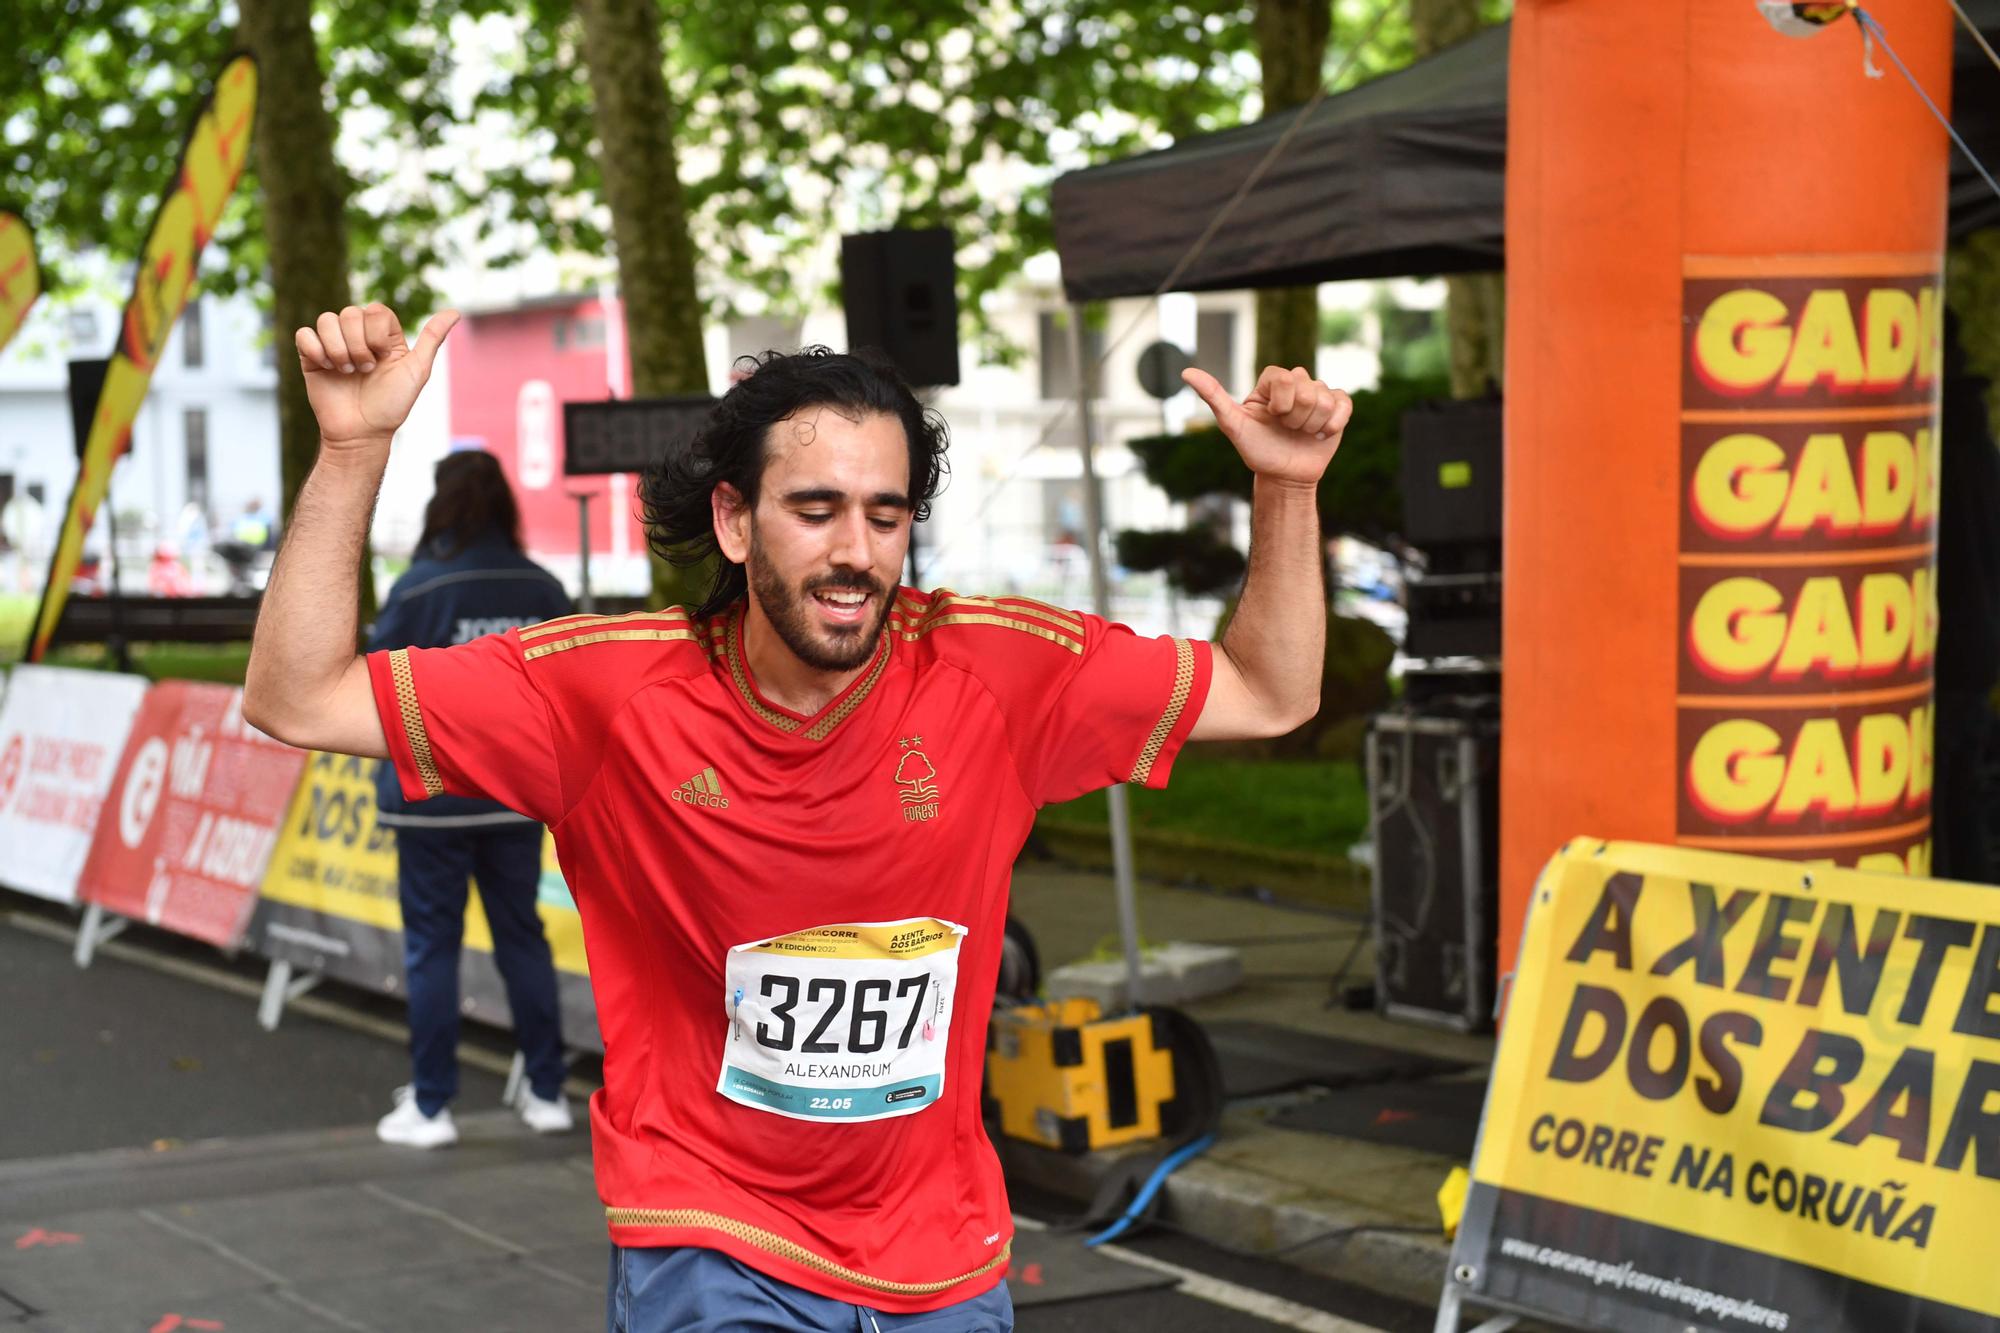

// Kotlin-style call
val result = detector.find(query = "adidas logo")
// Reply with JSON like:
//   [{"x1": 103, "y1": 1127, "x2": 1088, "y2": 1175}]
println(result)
[{"x1": 670, "y1": 766, "x2": 730, "y2": 810}]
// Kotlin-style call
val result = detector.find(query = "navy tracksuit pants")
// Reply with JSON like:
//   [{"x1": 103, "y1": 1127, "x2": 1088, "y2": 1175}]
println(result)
[{"x1": 397, "y1": 822, "x2": 567, "y2": 1115}]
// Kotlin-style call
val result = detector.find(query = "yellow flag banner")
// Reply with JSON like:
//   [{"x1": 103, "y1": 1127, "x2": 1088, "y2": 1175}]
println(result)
[
  {"x1": 25, "y1": 54, "x2": 256, "y2": 662},
  {"x1": 1446, "y1": 839, "x2": 2000, "y2": 1333},
  {"x1": 0, "y1": 212, "x2": 38, "y2": 356}
]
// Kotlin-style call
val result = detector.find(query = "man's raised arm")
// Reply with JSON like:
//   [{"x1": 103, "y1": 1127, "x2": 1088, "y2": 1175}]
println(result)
[
  {"x1": 1180, "y1": 364, "x2": 1350, "y2": 742},
  {"x1": 241, "y1": 302, "x2": 458, "y2": 756}
]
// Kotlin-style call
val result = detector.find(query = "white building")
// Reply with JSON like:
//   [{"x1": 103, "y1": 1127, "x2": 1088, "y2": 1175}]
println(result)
[
  {"x1": 0, "y1": 279, "x2": 284, "y2": 592},
  {"x1": 0, "y1": 250, "x2": 1431, "y2": 635}
]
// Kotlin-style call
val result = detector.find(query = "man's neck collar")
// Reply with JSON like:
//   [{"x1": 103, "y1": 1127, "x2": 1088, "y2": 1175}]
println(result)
[{"x1": 736, "y1": 597, "x2": 886, "y2": 717}]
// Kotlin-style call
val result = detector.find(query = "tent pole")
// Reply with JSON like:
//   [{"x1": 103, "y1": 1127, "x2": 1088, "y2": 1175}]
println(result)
[{"x1": 1067, "y1": 302, "x2": 1145, "y2": 1010}]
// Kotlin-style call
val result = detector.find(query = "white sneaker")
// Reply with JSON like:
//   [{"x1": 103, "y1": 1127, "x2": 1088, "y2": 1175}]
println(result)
[
  {"x1": 514, "y1": 1086, "x2": 575, "y2": 1135},
  {"x1": 376, "y1": 1085, "x2": 458, "y2": 1148}
]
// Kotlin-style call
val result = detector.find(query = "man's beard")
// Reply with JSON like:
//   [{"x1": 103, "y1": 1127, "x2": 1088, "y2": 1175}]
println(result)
[{"x1": 747, "y1": 535, "x2": 893, "y2": 672}]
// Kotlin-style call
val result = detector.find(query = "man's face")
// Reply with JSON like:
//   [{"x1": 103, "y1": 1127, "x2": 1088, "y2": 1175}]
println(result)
[{"x1": 722, "y1": 406, "x2": 913, "y2": 673}]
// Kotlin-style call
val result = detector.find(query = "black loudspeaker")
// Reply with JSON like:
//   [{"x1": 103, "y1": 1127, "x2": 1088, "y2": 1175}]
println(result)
[
  {"x1": 1399, "y1": 399, "x2": 1502, "y2": 548},
  {"x1": 1400, "y1": 398, "x2": 1503, "y2": 660},
  {"x1": 841, "y1": 228, "x2": 960, "y2": 387},
  {"x1": 1366, "y1": 707, "x2": 1501, "y2": 1033}
]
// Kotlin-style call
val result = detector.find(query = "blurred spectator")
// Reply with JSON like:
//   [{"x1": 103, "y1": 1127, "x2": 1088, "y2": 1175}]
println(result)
[
  {"x1": 147, "y1": 543, "x2": 195, "y2": 596},
  {"x1": 231, "y1": 497, "x2": 274, "y2": 550},
  {"x1": 366, "y1": 450, "x2": 576, "y2": 1148}
]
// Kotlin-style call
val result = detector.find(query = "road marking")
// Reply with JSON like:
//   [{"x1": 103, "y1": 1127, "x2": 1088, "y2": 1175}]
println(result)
[{"x1": 1011, "y1": 1215, "x2": 1389, "y2": 1333}]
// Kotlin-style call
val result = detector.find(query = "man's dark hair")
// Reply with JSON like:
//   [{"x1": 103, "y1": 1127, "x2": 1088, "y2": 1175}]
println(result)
[
  {"x1": 416, "y1": 449, "x2": 521, "y2": 558},
  {"x1": 638, "y1": 345, "x2": 949, "y2": 618}
]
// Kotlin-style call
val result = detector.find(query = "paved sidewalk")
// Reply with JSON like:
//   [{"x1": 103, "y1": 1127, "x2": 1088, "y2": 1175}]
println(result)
[
  {"x1": 0, "y1": 1112, "x2": 604, "y2": 1330},
  {"x1": 1, "y1": 857, "x2": 1487, "y2": 1322}
]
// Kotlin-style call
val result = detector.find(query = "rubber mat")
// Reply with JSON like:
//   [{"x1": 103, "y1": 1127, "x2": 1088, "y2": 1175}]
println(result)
[
  {"x1": 1268, "y1": 1077, "x2": 1489, "y2": 1158},
  {"x1": 1202, "y1": 1019, "x2": 1469, "y2": 1099},
  {"x1": 1004, "y1": 1228, "x2": 1176, "y2": 1308}
]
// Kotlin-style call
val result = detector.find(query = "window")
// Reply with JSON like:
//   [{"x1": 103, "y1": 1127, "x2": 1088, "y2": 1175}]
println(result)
[
  {"x1": 66, "y1": 308, "x2": 98, "y2": 348},
  {"x1": 184, "y1": 408, "x2": 209, "y2": 511},
  {"x1": 555, "y1": 316, "x2": 605, "y2": 350},
  {"x1": 1194, "y1": 310, "x2": 1235, "y2": 388},
  {"x1": 182, "y1": 298, "x2": 205, "y2": 369},
  {"x1": 1039, "y1": 311, "x2": 1104, "y2": 401}
]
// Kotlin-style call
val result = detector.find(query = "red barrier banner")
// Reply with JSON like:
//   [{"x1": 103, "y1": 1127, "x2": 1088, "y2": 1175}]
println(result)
[{"x1": 78, "y1": 681, "x2": 306, "y2": 949}]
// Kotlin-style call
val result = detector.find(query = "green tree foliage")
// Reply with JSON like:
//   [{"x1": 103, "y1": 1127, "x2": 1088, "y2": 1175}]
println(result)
[
  {"x1": 1948, "y1": 231, "x2": 2000, "y2": 436},
  {"x1": 1411, "y1": 0, "x2": 1502, "y2": 396},
  {"x1": 3, "y1": 4, "x2": 250, "y2": 298},
  {"x1": 1, "y1": 0, "x2": 483, "y2": 314},
  {"x1": 1251, "y1": 0, "x2": 1331, "y2": 376},
  {"x1": 439, "y1": 1, "x2": 1261, "y2": 359},
  {"x1": 238, "y1": 0, "x2": 376, "y2": 620}
]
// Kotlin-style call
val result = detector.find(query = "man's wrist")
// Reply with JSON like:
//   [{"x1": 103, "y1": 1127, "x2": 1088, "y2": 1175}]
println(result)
[
  {"x1": 317, "y1": 435, "x2": 393, "y2": 464},
  {"x1": 1253, "y1": 473, "x2": 1321, "y2": 499}
]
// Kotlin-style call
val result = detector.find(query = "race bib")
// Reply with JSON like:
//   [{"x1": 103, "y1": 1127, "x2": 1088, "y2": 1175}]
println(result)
[{"x1": 718, "y1": 917, "x2": 966, "y2": 1123}]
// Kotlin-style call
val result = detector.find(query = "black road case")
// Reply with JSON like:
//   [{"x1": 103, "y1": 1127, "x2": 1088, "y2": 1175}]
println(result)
[{"x1": 1366, "y1": 710, "x2": 1500, "y2": 1033}]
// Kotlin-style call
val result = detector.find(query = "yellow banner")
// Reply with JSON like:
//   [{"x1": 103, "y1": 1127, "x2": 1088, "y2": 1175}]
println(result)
[
  {"x1": 260, "y1": 751, "x2": 589, "y2": 972},
  {"x1": 26, "y1": 54, "x2": 257, "y2": 661},
  {"x1": 0, "y1": 213, "x2": 38, "y2": 356},
  {"x1": 1477, "y1": 839, "x2": 2000, "y2": 1318},
  {"x1": 742, "y1": 918, "x2": 966, "y2": 961}
]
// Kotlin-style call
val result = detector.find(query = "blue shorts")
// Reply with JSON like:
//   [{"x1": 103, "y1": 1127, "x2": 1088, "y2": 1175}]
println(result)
[{"x1": 606, "y1": 1245, "x2": 1015, "y2": 1333}]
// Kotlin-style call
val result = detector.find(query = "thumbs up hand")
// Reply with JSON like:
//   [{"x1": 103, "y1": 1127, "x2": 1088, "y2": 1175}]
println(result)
[
  {"x1": 1181, "y1": 364, "x2": 1349, "y2": 489},
  {"x1": 294, "y1": 302, "x2": 459, "y2": 449}
]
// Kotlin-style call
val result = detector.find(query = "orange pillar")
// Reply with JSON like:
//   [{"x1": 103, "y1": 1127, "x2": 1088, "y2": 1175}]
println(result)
[{"x1": 1499, "y1": 0, "x2": 1953, "y2": 968}]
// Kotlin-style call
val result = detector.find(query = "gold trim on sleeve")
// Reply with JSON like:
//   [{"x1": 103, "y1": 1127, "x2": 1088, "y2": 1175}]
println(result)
[
  {"x1": 387, "y1": 648, "x2": 445, "y2": 797},
  {"x1": 519, "y1": 608, "x2": 691, "y2": 641},
  {"x1": 1129, "y1": 637, "x2": 1196, "y2": 786},
  {"x1": 522, "y1": 627, "x2": 699, "y2": 660},
  {"x1": 893, "y1": 613, "x2": 1083, "y2": 654},
  {"x1": 602, "y1": 1207, "x2": 1010, "y2": 1296}
]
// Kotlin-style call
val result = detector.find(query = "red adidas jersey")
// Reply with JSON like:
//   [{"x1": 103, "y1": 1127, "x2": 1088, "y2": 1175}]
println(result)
[{"x1": 365, "y1": 587, "x2": 1211, "y2": 1311}]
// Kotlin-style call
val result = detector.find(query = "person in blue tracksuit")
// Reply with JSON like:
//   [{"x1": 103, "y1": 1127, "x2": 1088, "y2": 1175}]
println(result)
[{"x1": 367, "y1": 449, "x2": 577, "y2": 1148}]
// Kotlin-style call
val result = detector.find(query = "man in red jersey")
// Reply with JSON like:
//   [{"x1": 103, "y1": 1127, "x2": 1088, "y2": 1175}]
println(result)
[{"x1": 246, "y1": 300, "x2": 1348, "y2": 1332}]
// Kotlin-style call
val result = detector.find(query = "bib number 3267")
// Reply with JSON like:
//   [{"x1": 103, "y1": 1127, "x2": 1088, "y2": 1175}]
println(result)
[{"x1": 718, "y1": 917, "x2": 966, "y2": 1123}]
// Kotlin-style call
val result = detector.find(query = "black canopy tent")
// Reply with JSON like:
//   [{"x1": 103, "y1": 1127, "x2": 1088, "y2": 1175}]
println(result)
[{"x1": 1051, "y1": 9, "x2": 2000, "y2": 301}]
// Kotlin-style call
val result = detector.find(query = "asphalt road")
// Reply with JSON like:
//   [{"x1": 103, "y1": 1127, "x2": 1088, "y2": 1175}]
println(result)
[{"x1": 1, "y1": 900, "x2": 1435, "y2": 1331}]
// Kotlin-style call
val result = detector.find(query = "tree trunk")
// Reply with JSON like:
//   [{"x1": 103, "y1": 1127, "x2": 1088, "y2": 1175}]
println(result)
[
  {"x1": 574, "y1": 0, "x2": 711, "y2": 608},
  {"x1": 239, "y1": 0, "x2": 376, "y2": 616},
  {"x1": 236, "y1": 0, "x2": 373, "y2": 620},
  {"x1": 1412, "y1": 0, "x2": 1503, "y2": 397},
  {"x1": 1252, "y1": 0, "x2": 1331, "y2": 379}
]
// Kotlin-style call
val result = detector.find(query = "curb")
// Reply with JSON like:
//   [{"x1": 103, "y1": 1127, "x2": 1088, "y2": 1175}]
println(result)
[{"x1": 998, "y1": 1119, "x2": 1455, "y2": 1311}]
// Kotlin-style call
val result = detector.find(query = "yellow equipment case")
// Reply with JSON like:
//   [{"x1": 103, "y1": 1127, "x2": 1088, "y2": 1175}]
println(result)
[{"x1": 983, "y1": 997, "x2": 1183, "y2": 1153}]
